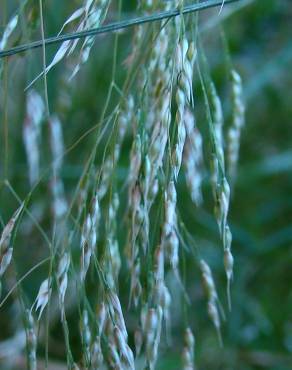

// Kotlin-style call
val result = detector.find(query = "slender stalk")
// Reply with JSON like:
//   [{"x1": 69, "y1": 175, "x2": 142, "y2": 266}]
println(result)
[{"x1": 0, "y1": 0, "x2": 242, "y2": 59}]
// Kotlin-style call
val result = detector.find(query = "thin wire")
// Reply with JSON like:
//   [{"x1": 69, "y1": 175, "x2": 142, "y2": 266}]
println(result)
[
  {"x1": 38, "y1": 0, "x2": 50, "y2": 116},
  {"x1": 0, "y1": 0, "x2": 241, "y2": 59}
]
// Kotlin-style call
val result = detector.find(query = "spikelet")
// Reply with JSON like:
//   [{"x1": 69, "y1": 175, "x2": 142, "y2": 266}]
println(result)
[
  {"x1": 148, "y1": 26, "x2": 169, "y2": 73},
  {"x1": 183, "y1": 108, "x2": 204, "y2": 206},
  {"x1": 154, "y1": 282, "x2": 171, "y2": 340},
  {"x1": 173, "y1": 89, "x2": 187, "y2": 180},
  {"x1": 96, "y1": 301, "x2": 107, "y2": 336},
  {"x1": 70, "y1": 0, "x2": 110, "y2": 79},
  {"x1": 34, "y1": 278, "x2": 51, "y2": 320},
  {"x1": 152, "y1": 243, "x2": 172, "y2": 332},
  {"x1": 214, "y1": 179, "x2": 234, "y2": 309},
  {"x1": 227, "y1": 69, "x2": 245, "y2": 182},
  {"x1": 161, "y1": 284, "x2": 171, "y2": 330},
  {"x1": 163, "y1": 181, "x2": 177, "y2": 239},
  {"x1": 208, "y1": 81, "x2": 227, "y2": 213},
  {"x1": 90, "y1": 301, "x2": 107, "y2": 366},
  {"x1": 104, "y1": 291, "x2": 135, "y2": 369},
  {"x1": 26, "y1": 0, "x2": 110, "y2": 89},
  {"x1": 149, "y1": 91, "x2": 172, "y2": 179},
  {"x1": 200, "y1": 260, "x2": 217, "y2": 302},
  {"x1": 209, "y1": 81, "x2": 224, "y2": 167},
  {"x1": 57, "y1": 8, "x2": 84, "y2": 36},
  {"x1": 145, "y1": 21, "x2": 172, "y2": 187},
  {"x1": 129, "y1": 256, "x2": 142, "y2": 308},
  {"x1": 103, "y1": 192, "x2": 121, "y2": 287},
  {"x1": 175, "y1": 38, "x2": 189, "y2": 75},
  {"x1": 145, "y1": 307, "x2": 163, "y2": 370},
  {"x1": 128, "y1": 134, "x2": 142, "y2": 196},
  {"x1": 70, "y1": 0, "x2": 110, "y2": 73},
  {"x1": 224, "y1": 246, "x2": 234, "y2": 311},
  {"x1": 127, "y1": 134, "x2": 146, "y2": 305},
  {"x1": 80, "y1": 194, "x2": 100, "y2": 281},
  {"x1": 43, "y1": 40, "x2": 73, "y2": 75},
  {"x1": 145, "y1": 308, "x2": 159, "y2": 365},
  {"x1": 182, "y1": 327, "x2": 195, "y2": 370},
  {"x1": 91, "y1": 336, "x2": 104, "y2": 368},
  {"x1": 80, "y1": 309, "x2": 92, "y2": 366},
  {"x1": 23, "y1": 90, "x2": 44, "y2": 185},
  {"x1": 113, "y1": 325, "x2": 135, "y2": 370},
  {"x1": 0, "y1": 203, "x2": 24, "y2": 278},
  {"x1": 0, "y1": 14, "x2": 18, "y2": 51},
  {"x1": 127, "y1": 183, "x2": 142, "y2": 249},
  {"x1": 43, "y1": 4, "x2": 85, "y2": 78},
  {"x1": 142, "y1": 154, "x2": 151, "y2": 203},
  {"x1": 107, "y1": 291, "x2": 128, "y2": 341},
  {"x1": 23, "y1": 309, "x2": 37, "y2": 370},
  {"x1": 214, "y1": 177, "x2": 230, "y2": 236},
  {"x1": 97, "y1": 157, "x2": 114, "y2": 200},
  {"x1": 215, "y1": 183, "x2": 234, "y2": 311},
  {"x1": 107, "y1": 342, "x2": 123, "y2": 370},
  {"x1": 127, "y1": 186, "x2": 143, "y2": 306},
  {"x1": 207, "y1": 76, "x2": 235, "y2": 309},
  {"x1": 210, "y1": 155, "x2": 219, "y2": 202},
  {"x1": 162, "y1": 182, "x2": 182, "y2": 281},
  {"x1": 208, "y1": 300, "x2": 222, "y2": 344},
  {"x1": 57, "y1": 252, "x2": 70, "y2": 321},
  {"x1": 0, "y1": 14, "x2": 19, "y2": 79},
  {"x1": 173, "y1": 40, "x2": 196, "y2": 180},
  {"x1": 199, "y1": 260, "x2": 222, "y2": 344},
  {"x1": 80, "y1": 230, "x2": 91, "y2": 282},
  {"x1": 153, "y1": 244, "x2": 164, "y2": 283}
]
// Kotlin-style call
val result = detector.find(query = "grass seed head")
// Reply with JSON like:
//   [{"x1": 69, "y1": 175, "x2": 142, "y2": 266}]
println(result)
[
  {"x1": 207, "y1": 300, "x2": 222, "y2": 345},
  {"x1": 200, "y1": 259, "x2": 217, "y2": 302},
  {"x1": 0, "y1": 202, "x2": 31, "y2": 285},
  {"x1": 24, "y1": 309, "x2": 37, "y2": 370},
  {"x1": 224, "y1": 247, "x2": 234, "y2": 311},
  {"x1": 34, "y1": 278, "x2": 51, "y2": 320},
  {"x1": 0, "y1": 14, "x2": 18, "y2": 50}
]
